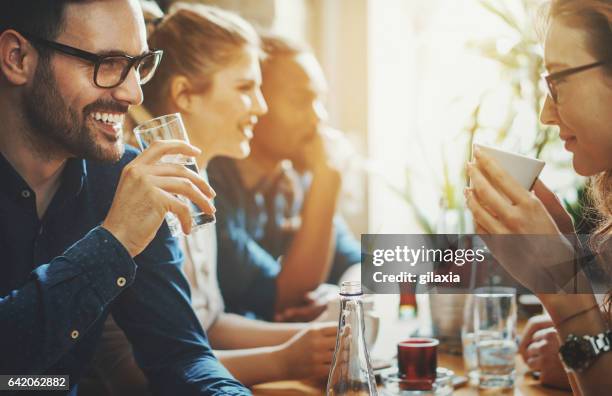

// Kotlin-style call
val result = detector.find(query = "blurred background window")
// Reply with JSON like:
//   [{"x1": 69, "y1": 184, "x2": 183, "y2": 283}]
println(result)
[{"x1": 158, "y1": 0, "x2": 586, "y2": 235}]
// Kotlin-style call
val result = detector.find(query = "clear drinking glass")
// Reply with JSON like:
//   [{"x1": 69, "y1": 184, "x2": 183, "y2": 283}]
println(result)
[
  {"x1": 326, "y1": 281, "x2": 378, "y2": 396},
  {"x1": 133, "y1": 113, "x2": 215, "y2": 237},
  {"x1": 473, "y1": 287, "x2": 517, "y2": 390},
  {"x1": 461, "y1": 294, "x2": 478, "y2": 385}
]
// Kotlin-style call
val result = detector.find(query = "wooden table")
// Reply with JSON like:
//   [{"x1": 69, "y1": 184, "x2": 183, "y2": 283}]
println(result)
[
  {"x1": 252, "y1": 295, "x2": 572, "y2": 395},
  {"x1": 252, "y1": 356, "x2": 570, "y2": 395}
]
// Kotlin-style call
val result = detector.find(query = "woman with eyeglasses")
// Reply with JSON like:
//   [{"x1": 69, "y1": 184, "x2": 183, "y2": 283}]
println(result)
[
  {"x1": 84, "y1": 4, "x2": 337, "y2": 394},
  {"x1": 466, "y1": 1, "x2": 612, "y2": 394}
]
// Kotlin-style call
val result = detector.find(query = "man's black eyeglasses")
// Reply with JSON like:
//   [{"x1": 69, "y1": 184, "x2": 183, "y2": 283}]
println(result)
[
  {"x1": 21, "y1": 32, "x2": 163, "y2": 89},
  {"x1": 542, "y1": 60, "x2": 610, "y2": 104}
]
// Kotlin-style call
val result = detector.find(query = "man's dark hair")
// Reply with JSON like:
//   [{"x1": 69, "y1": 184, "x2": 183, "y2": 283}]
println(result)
[{"x1": 0, "y1": 1, "x2": 86, "y2": 58}]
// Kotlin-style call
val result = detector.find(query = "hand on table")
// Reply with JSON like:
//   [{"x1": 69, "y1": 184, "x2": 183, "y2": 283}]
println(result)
[
  {"x1": 278, "y1": 322, "x2": 337, "y2": 380},
  {"x1": 275, "y1": 284, "x2": 338, "y2": 323},
  {"x1": 519, "y1": 314, "x2": 554, "y2": 359},
  {"x1": 520, "y1": 314, "x2": 571, "y2": 390}
]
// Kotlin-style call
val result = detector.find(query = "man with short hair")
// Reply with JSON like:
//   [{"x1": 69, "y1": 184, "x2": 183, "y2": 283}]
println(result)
[
  {"x1": 0, "y1": 1, "x2": 249, "y2": 394},
  {"x1": 208, "y1": 35, "x2": 361, "y2": 323}
]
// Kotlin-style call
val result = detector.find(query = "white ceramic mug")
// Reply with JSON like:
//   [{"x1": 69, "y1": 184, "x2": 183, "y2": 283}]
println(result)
[{"x1": 473, "y1": 143, "x2": 545, "y2": 190}]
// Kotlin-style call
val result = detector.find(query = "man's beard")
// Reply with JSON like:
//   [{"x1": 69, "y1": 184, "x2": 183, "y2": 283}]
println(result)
[{"x1": 22, "y1": 58, "x2": 126, "y2": 163}]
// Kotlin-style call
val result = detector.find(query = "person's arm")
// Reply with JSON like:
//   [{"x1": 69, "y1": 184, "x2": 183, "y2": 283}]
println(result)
[
  {"x1": 207, "y1": 313, "x2": 304, "y2": 350},
  {"x1": 214, "y1": 323, "x2": 337, "y2": 386},
  {"x1": 275, "y1": 134, "x2": 341, "y2": 312},
  {"x1": 96, "y1": 143, "x2": 247, "y2": 395},
  {"x1": 272, "y1": 212, "x2": 360, "y2": 323},
  {"x1": 211, "y1": 155, "x2": 338, "y2": 320},
  {"x1": 214, "y1": 346, "x2": 284, "y2": 387},
  {"x1": 540, "y1": 294, "x2": 612, "y2": 396},
  {"x1": 519, "y1": 314, "x2": 571, "y2": 390},
  {"x1": 111, "y1": 229, "x2": 249, "y2": 396},
  {"x1": 464, "y1": 146, "x2": 611, "y2": 395},
  {"x1": 88, "y1": 315, "x2": 149, "y2": 396},
  {"x1": 0, "y1": 227, "x2": 136, "y2": 374}
]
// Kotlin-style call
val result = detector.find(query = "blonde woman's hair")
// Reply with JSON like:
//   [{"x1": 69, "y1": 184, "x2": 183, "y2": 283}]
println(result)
[{"x1": 142, "y1": 2, "x2": 260, "y2": 115}]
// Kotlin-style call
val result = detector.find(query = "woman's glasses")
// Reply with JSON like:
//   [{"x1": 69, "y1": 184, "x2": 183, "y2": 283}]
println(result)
[
  {"x1": 542, "y1": 60, "x2": 610, "y2": 103},
  {"x1": 21, "y1": 32, "x2": 163, "y2": 89}
]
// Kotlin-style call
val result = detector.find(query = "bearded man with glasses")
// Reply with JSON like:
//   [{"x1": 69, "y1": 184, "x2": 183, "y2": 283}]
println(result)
[{"x1": 0, "y1": 1, "x2": 249, "y2": 395}]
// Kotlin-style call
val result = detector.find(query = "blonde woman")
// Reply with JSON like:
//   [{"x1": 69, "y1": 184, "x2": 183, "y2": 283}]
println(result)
[
  {"x1": 466, "y1": 1, "x2": 612, "y2": 394},
  {"x1": 88, "y1": 4, "x2": 336, "y2": 394}
]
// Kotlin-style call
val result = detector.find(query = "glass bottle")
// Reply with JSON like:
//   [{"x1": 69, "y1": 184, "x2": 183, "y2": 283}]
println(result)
[
  {"x1": 399, "y1": 281, "x2": 418, "y2": 319},
  {"x1": 326, "y1": 281, "x2": 378, "y2": 396}
]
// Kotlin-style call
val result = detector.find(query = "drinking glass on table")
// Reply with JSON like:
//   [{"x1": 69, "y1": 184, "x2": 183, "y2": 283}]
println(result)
[
  {"x1": 461, "y1": 294, "x2": 478, "y2": 385},
  {"x1": 133, "y1": 113, "x2": 215, "y2": 237},
  {"x1": 473, "y1": 287, "x2": 517, "y2": 390}
]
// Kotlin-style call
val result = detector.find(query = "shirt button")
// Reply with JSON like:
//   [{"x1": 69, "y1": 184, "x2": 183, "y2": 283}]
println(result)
[
  {"x1": 21, "y1": 190, "x2": 31, "y2": 198},
  {"x1": 70, "y1": 330, "x2": 79, "y2": 339},
  {"x1": 116, "y1": 277, "x2": 127, "y2": 287}
]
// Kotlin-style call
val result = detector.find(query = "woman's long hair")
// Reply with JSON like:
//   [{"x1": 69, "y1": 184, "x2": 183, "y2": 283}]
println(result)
[
  {"x1": 547, "y1": 0, "x2": 612, "y2": 247},
  {"x1": 548, "y1": 0, "x2": 612, "y2": 319},
  {"x1": 590, "y1": 171, "x2": 612, "y2": 248}
]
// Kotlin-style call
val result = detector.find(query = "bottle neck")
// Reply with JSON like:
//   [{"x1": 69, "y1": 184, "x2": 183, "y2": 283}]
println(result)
[
  {"x1": 339, "y1": 294, "x2": 366, "y2": 336},
  {"x1": 340, "y1": 293, "x2": 363, "y2": 304},
  {"x1": 340, "y1": 293, "x2": 363, "y2": 309}
]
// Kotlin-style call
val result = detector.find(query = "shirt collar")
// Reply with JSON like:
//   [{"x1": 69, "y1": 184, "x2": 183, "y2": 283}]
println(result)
[
  {"x1": 0, "y1": 151, "x2": 29, "y2": 201},
  {"x1": 62, "y1": 158, "x2": 87, "y2": 197},
  {"x1": 0, "y1": 152, "x2": 87, "y2": 201}
]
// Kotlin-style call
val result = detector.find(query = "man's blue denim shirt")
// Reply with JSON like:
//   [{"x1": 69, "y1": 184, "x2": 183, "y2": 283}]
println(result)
[
  {"x1": 208, "y1": 157, "x2": 361, "y2": 321},
  {"x1": 0, "y1": 147, "x2": 250, "y2": 395}
]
